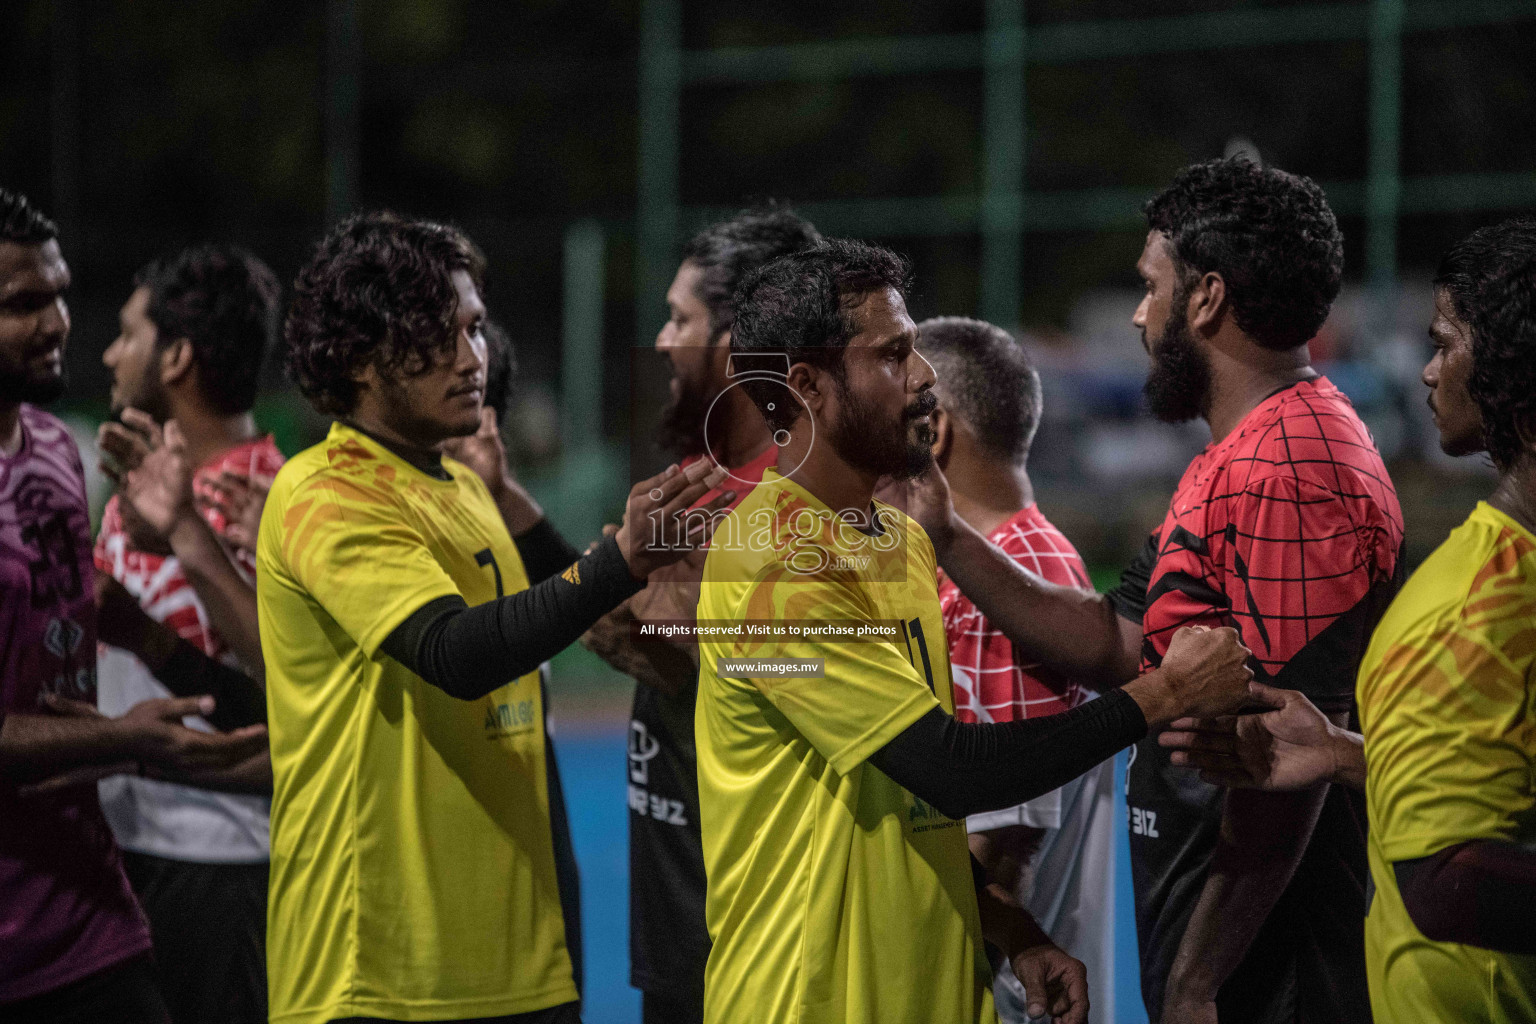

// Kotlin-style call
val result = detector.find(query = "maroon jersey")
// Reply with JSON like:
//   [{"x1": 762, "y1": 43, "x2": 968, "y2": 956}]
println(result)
[
  {"x1": 1110, "y1": 378, "x2": 1404, "y2": 1023},
  {"x1": 938, "y1": 504, "x2": 1092, "y2": 724},
  {"x1": 0, "y1": 406, "x2": 150, "y2": 1003}
]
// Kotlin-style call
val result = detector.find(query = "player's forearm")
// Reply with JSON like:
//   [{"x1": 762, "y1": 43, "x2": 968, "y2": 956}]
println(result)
[
  {"x1": 512, "y1": 516, "x2": 582, "y2": 585},
  {"x1": 941, "y1": 522, "x2": 1138, "y2": 686},
  {"x1": 492, "y1": 478, "x2": 549, "y2": 543},
  {"x1": 969, "y1": 826, "x2": 1045, "y2": 901},
  {"x1": 1328, "y1": 726, "x2": 1366, "y2": 791},
  {"x1": 975, "y1": 873, "x2": 1052, "y2": 955},
  {"x1": 1165, "y1": 785, "x2": 1329, "y2": 1004},
  {"x1": 153, "y1": 747, "x2": 273, "y2": 795},
  {"x1": 147, "y1": 639, "x2": 267, "y2": 729},
  {"x1": 586, "y1": 631, "x2": 695, "y2": 697},
  {"x1": 0, "y1": 712, "x2": 141, "y2": 781},
  {"x1": 167, "y1": 514, "x2": 265, "y2": 678},
  {"x1": 869, "y1": 691, "x2": 1147, "y2": 820},
  {"x1": 1395, "y1": 839, "x2": 1536, "y2": 954},
  {"x1": 381, "y1": 535, "x2": 646, "y2": 700}
]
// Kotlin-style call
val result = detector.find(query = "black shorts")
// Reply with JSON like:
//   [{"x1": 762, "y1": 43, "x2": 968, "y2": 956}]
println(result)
[
  {"x1": 1, "y1": 952, "x2": 170, "y2": 1024},
  {"x1": 329, "y1": 1001, "x2": 582, "y2": 1024},
  {"x1": 122, "y1": 850, "x2": 268, "y2": 1024},
  {"x1": 643, "y1": 989, "x2": 702, "y2": 1024}
]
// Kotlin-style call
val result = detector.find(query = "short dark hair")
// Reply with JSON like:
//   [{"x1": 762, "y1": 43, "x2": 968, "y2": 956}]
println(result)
[
  {"x1": 681, "y1": 203, "x2": 823, "y2": 338},
  {"x1": 133, "y1": 245, "x2": 281, "y2": 416},
  {"x1": 285, "y1": 211, "x2": 485, "y2": 417},
  {"x1": 918, "y1": 317, "x2": 1041, "y2": 464},
  {"x1": 481, "y1": 320, "x2": 516, "y2": 424},
  {"x1": 731, "y1": 239, "x2": 913, "y2": 431},
  {"x1": 1145, "y1": 157, "x2": 1343, "y2": 351},
  {"x1": 1434, "y1": 218, "x2": 1536, "y2": 472},
  {"x1": 0, "y1": 189, "x2": 57, "y2": 245}
]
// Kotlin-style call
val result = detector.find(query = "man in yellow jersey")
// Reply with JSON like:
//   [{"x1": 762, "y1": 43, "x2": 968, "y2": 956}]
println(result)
[
  {"x1": 1160, "y1": 219, "x2": 1536, "y2": 1023},
  {"x1": 694, "y1": 238, "x2": 1259, "y2": 1024},
  {"x1": 259, "y1": 212, "x2": 731, "y2": 1024}
]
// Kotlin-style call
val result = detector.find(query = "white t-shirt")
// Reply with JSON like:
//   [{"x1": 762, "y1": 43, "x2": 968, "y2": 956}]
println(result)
[
  {"x1": 969, "y1": 758, "x2": 1117, "y2": 1024},
  {"x1": 93, "y1": 438, "x2": 280, "y2": 865}
]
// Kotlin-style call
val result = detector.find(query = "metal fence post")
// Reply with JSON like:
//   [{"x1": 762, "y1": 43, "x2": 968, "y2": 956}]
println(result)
[
  {"x1": 1366, "y1": 0, "x2": 1405, "y2": 300},
  {"x1": 324, "y1": 0, "x2": 360, "y2": 227},
  {"x1": 560, "y1": 219, "x2": 614, "y2": 543},
  {"x1": 637, "y1": 0, "x2": 682, "y2": 345},
  {"x1": 981, "y1": 0, "x2": 1026, "y2": 330}
]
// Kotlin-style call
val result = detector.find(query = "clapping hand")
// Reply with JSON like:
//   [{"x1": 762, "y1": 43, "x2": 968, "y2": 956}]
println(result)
[
  {"x1": 99, "y1": 409, "x2": 196, "y2": 544},
  {"x1": 204, "y1": 469, "x2": 273, "y2": 554},
  {"x1": 614, "y1": 461, "x2": 735, "y2": 579}
]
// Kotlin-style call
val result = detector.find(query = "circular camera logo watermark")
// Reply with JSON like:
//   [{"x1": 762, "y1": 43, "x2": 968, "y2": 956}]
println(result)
[{"x1": 702, "y1": 352, "x2": 815, "y2": 487}]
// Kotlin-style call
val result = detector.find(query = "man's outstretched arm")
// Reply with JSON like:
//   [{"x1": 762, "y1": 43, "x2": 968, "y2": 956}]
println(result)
[
  {"x1": 378, "y1": 461, "x2": 732, "y2": 700},
  {"x1": 0, "y1": 695, "x2": 267, "y2": 785},
  {"x1": 898, "y1": 465, "x2": 1142, "y2": 687},
  {"x1": 1158, "y1": 682, "x2": 1366, "y2": 792},
  {"x1": 96, "y1": 569, "x2": 267, "y2": 731},
  {"x1": 871, "y1": 625, "x2": 1255, "y2": 819}
]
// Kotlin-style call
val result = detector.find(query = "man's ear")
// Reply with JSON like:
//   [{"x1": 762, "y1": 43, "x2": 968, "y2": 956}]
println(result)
[
  {"x1": 1188, "y1": 271, "x2": 1228, "y2": 334},
  {"x1": 930, "y1": 405, "x2": 953, "y2": 467},
  {"x1": 158, "y1": 338, "x2": 195, "y2": 388},
  {"x1": 787, "y1": 361, "x2": 826, "y2": 417},
  {"x1": 709, "y1": 330, "x2": 734, "y2": 381}
]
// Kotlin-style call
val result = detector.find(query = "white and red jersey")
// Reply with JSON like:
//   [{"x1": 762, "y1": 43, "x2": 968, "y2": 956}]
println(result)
[
  {"x1": 938, "y1": 503, "x2": 1092, "y2": 724},
  {"x1": 94, "y1": 435, "x2": 284, "y2": 865},
  {"x1": 95, "y1": 435, "x2": 281, "y2": 657},
  {"x1": 936, "y1": 502, "x2": 1119, "y2": 1022}
]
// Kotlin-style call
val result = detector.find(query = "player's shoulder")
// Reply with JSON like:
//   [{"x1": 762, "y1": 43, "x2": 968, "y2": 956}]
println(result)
[
  {"x1": 1231, "y1": 380, "x2": 1394, "y2": 498},
  {"x1": 275, "y1": 427, "x2": 402, "y2": 500},
  {"x1": 19, "y1": 403, "x2": 71, "y2": 437},
  {"x1": 1365, "y1": 507, "x2": 1536, "y2": 698},
  {"x1": 440, "y1": 454, "x2": 495, "y2": 498},
  {"x1": 1417, "y1": 503, "x2": 1536, "y2": 622},
  {"x1": 19, "y1": 404, "x2": 83, "y2": 463},
  {"x1": 208, "y1": 433, "x2": 286, "y2": 477}
]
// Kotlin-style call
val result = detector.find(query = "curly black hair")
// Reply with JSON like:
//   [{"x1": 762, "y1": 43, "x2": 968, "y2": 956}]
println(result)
[
  {"x1": 285, "y1": 211, "x2": 485, "y2": 417},
  {"x1": 1434, "y1": 218, "x2": 1536, "y2": 472},
  {"x1": 731, "y1": 238, "x2": 912, "y2": 432},
  {"x1": 134, "y1": 245, "x2": 280, "y2": 416},
  {"x1": 0, "y1": 189, "x2": 57, "y2": 244},
  {"x1": 1145, "y1": 157, "x2": 1343, "y2": 351},
  {"x1": 918, "y1": 317, "x2": 1041, "y2": 465},
  {"x1": 681, "y1": 202, "x2": 823, "y2": 338}
]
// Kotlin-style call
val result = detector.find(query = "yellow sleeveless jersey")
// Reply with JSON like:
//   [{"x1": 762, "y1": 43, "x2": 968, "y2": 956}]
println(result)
[
  {"x1": 694, "y1": 468, "x2": 996, "y2": 1024},
  {"x1": 256, "y1": 422, "x2": 575, "y2": 1024},
  {"x1": 1358, "y1": 501, "x2": 1536, "y2": 1024}
]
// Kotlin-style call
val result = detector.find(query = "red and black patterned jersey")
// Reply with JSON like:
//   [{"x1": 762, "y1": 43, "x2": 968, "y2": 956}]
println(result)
[
  {"x1": 938, "y1": 504, "x2": 1092, "y2": 724},
  {"x1": 1110, "y1": 377, "x2": 1404, "y2": 1024}
]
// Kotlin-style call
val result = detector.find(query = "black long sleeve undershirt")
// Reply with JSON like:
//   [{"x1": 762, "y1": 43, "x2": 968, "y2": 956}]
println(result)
[
  {"x1": 868, "y1": 688, "x2": 1148, "y2": 821},
  {"x1": 378, "y1": 534, "x2": 644, "y2": 700},
  {"x1": 514, "y1": 518, "x2": 582, "y2": 586},
  {"x1": 1394, "y1": 840, "x2": 1536, "y2": 954},
  {"x1": 155, "y1": 639, "x2": 267, "y2": 731}
]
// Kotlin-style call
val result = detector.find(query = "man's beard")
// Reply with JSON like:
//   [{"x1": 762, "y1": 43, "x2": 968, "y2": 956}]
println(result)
[
  {"x1": 112, "y1": 375, "x2": 170, "y2": 422},
  {"x1": 826, "y1": 373, "x2": 936, "y2": 481},
  {"x1": 0, "y1": 366, "x2": 67, "y2": 406},
  {"x1": 657, "y1": 374, "x2": 714, "y2": 460},
  {"x1": 1142, "y1": 297, "x2": 1212, "y2": 424}
]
